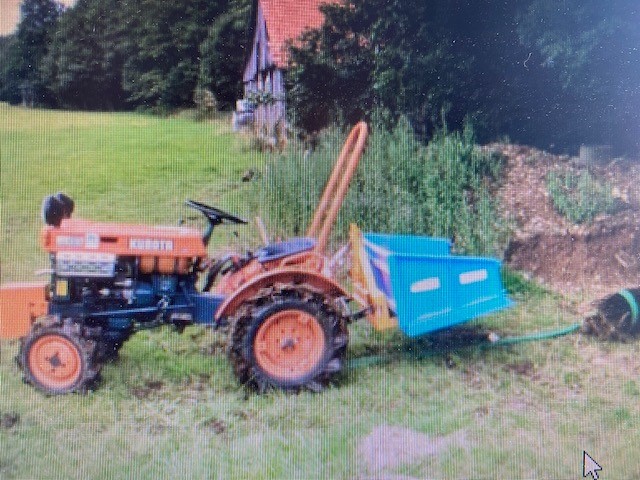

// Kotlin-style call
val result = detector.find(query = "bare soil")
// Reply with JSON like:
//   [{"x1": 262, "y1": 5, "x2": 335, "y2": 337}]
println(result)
[
  {"x1": 488, "y1": 144, "x2": 640, "y2": 303},
  {"x1": 357, "y1": 425, "x2": 467, "y2": 476}
]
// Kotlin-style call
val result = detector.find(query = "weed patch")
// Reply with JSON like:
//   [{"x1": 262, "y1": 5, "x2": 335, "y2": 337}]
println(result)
[
  {"x1": 502, "y1": 268, "x2": 549, "y2": 298},
  {"x1": 547, "y1": 168, "x2": 618, "y2": 223}
]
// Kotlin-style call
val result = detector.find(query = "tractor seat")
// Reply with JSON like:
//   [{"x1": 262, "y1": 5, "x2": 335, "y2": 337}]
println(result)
[
  {"x1": 255, "y1": 237, "x2": 316, "y2": 263},
  {"x1": 42, "y1": 192, "x2": 74, "y2": 227}
]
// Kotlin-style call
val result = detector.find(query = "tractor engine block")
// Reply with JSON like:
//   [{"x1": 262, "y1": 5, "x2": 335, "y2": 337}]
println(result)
[
  {"x1": 50, "y1": 253, "x2": 179, "y2": 310},
  {"x1": 39, "y1": 210, "x2": 221, "y2": 359},
  {"x1": 48, "y1": 251, "x2": 194, "y2": 359}
]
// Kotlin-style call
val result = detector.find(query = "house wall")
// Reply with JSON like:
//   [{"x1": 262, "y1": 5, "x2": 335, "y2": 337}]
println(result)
[
  {"x1": 252, "y1": 70, "x2": 285, "y2": 141},
  {"x1": 242, "y1": 3, "x2": 286, "y2": 141},
  {"x1": 243, "y1": 4, "x2": 270, "y2": 87}
]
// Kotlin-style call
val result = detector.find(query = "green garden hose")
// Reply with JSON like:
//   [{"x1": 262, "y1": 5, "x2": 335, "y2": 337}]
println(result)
[
  {"x1": 618, "y1": 289, "x2": 639, "y2": 327},
  {"x1": 487, "y1": 322, "x2": 582, "y2": 347},
  {"x1": 347, "y1": 322, "x2": 583, "y2": 370}
]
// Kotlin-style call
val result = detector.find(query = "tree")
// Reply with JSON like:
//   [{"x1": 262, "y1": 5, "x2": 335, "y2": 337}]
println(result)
[
  {"x1": 0, "y1": 36, "x2": 22, "y2": 104},
  {"x1": 120, "y1": 0, "x2": 229, "y2": 110},
  {"x1": 2, "y1": 0, "x2": 61, "y2": 106},
  {"x1": 287, "y1": 0, "x2": 480, "y2": 135},
  {"x1": 288, "y1": 0, "x2": 639, "y2": 153},
  {"x1": 198, "y1": 0, "x2": 251, "y2": 110},
  {"x1": 41, "y1": 0, "x2": 241, "y2": 111},
  {"x1": 288, "y1": 0, "x2": 557, "y2": 138},
  {"x1": 43, "y1": 0, "x2": 127, "y2": 109},
  {"x1": 518, "y1": 0, "x2": 640, "y2": 152}
]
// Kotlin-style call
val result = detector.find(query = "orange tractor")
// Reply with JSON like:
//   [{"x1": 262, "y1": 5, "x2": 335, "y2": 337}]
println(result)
[
  {"x1": 1, "y1": 122, "x2": 514, "y2": 394},
  {"x1": 0, "y1": 123, "x2": 368, "y2": 394}
]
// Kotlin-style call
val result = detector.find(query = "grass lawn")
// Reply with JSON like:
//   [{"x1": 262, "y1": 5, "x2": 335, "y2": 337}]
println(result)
[{"x1": 1, "y1": 105, "x2": 639, "y2": 479}]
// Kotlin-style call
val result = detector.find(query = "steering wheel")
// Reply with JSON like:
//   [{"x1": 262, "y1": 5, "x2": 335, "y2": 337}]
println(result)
[{"x1": 185, "y1": 200, "x2": 247, "y2": 225}]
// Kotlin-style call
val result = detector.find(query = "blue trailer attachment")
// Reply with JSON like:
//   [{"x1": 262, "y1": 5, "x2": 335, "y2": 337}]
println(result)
[{"x1": 350, "y1": 225, "x2": 513, "y2": 337}]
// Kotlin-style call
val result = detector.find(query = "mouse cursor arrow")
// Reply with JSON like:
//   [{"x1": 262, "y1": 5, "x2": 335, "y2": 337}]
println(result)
[{"x1": 583, "y1": 451, "x2": 602, "y2": 479}]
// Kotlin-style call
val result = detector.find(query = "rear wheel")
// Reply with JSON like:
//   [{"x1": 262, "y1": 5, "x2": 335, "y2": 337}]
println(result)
[
  {"x1": 228, "y1": 289, "x2": 348, "y2": 392},
  {"x1": 18, "y1": 320, "x2": 101, "y2": 394}
]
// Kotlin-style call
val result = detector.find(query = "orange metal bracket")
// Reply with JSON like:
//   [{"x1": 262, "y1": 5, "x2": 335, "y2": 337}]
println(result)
[
  {"x1": 307, "y1": 121, "x2": 368, "y2": 255},
  {"x1": 0, "y1": 282, "x2": 49, "y2": 339}
]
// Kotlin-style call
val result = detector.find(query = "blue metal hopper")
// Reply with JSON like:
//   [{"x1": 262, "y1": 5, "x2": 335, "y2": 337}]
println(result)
[{"x1": 363, "y1": 232, "x2": 514, "y2": 337}]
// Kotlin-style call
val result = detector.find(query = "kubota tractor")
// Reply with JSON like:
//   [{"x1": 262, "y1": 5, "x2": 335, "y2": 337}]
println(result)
[
  {"x1": 1, "y1": 121, "x2": 517, "y2": 395},
  {"x1": 0, "y1": 122, "x2": 369, "y2": 394}
]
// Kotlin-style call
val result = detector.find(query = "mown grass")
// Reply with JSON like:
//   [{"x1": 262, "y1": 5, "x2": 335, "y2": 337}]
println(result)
[
  {"x1": 3, "y1": 314, "x2": 639, "y2": 479},
  {"x1": 1, "y1": 105, "x2": 639, "y2": 479}
]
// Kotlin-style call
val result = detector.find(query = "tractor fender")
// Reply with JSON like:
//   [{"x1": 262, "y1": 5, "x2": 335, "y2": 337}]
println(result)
[
  {"x1": 0, "y1": 282, "x2": 49, "y2": 339},
  {"x1": 214, "y1": 268, "x2": 348, "y2": 321}
]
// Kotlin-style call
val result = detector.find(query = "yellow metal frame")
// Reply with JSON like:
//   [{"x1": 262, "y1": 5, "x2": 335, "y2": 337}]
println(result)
[{"x1": 349, "y1": 224, "x2": 397, "y2": 331}]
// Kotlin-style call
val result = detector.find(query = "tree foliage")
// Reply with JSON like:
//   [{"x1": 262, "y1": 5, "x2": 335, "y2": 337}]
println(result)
[
  {"x1": 199, "y1": 0, "x2": 252, "y2": 110},
  {"x1": 0, "y1": 36, "x2": 21, "y2": 104},
  {"x1": 288, "y1": 0, "x2": 532, "y2": 136},
  {"x1": 517, "y1": 0, "x2": 640, "y2": 151},
  {"x1": 289, "y1": 0, "x2": 639, "y2": 153},
  {"x1": 120, "y1": 0, "x2": 226, "y2": 109},
  {"x1": 2, "y1": 0, "x2": 250, "y2": 111},
  {"x1": 1, "y1": 0, "x2": 61, "y2": 106},
  {"x1": 43, "y1": 0, "x2": 127, "y2": 109},
  {"x1": 288, "y1": 0, "x2": 463, "y2": 135}
]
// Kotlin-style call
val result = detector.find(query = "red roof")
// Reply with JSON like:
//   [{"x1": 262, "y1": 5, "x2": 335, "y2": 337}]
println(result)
[{"x1": 260, "y1": 0, "x2": 332, "y2": 67}]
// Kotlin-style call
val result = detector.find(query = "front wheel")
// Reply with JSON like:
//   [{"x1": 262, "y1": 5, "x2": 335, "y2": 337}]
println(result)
[
  {"x1": 229, "y1": 293, "x2": 348, "y2": 392},
  {"x1": 18, "y1": 321, "x2": 101, "y2": 394}
]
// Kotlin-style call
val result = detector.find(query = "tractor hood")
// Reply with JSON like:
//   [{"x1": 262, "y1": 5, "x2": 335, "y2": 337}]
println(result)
[{"x1": 41, "y1": 219, "x2": 207, "y2": 258}]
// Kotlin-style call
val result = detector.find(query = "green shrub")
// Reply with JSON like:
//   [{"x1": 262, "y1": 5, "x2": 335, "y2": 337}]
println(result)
[
  {"x1": 404, "y1": 123, "x2": 506, "y2": 254},
  {"x1": 258, "y1": 119, "x2": 508, "y2": 256},
  {"x1": 501, "y1": 268, "x2": 548, "y2": 298},
  {"x1": 547, "y1": 169, "x2": 617, "y2": 224}
]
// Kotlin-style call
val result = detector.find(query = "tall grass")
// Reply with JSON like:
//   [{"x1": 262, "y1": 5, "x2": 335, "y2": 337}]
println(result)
[{"x1": 260, "y1": 119, "x2": 507, "y2": 255}]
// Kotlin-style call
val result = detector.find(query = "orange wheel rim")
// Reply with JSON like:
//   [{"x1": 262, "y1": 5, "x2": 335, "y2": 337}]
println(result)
[
  {"x1": 28, "y1": 335, "x2": 82, "y2": 390},
  {"x1": 254, "y1": 309, "x2": 326, "y2": 381}
]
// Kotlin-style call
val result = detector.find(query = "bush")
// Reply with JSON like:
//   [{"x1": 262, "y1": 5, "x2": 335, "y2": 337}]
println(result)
[
  {"x1": 547, "y1": 169, "x2": 617, "y2": 224},
  {"x1": 193, "y1": 88, "x2": 219, "y2": 121},
  {"x1": 400, "y1": 122, "x2": 506, "y2": 254},
  {"x1": 259, "y1": 119, "x2": 508, "y2": 256}
]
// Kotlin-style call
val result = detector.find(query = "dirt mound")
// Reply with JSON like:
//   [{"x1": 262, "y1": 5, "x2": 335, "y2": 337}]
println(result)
[{"x1": 488, "y1": 144, "x2": 640, "y2": 299}]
